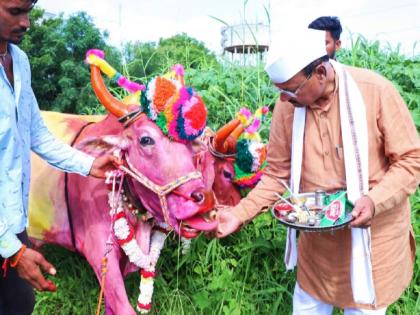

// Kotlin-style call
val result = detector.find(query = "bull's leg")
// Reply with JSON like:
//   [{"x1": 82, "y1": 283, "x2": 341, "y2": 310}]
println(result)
[
  {"x1": 102, "y1": 251, "x2": 137, "y2": 315},
  {"x1": 83, "y1": 233, "x2": 137, "y2": 315}
]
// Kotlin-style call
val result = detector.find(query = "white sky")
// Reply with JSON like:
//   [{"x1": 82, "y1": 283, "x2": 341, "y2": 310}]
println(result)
[{"x1": 38, "y1": 0, "x2": 420, "y2": 57}]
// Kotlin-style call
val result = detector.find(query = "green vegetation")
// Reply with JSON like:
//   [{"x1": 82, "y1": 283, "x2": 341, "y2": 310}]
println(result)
[
  {"x1": 27, "y1": 9, "x2": 419, "y2": 315},
  {"x1": 20, "y1": 8, "x2": 121, "y2": 114},
  {"x1": 124, "y1": 33, "x2": 219, "y2": 80},
  {"x1": 338, "y1": 36, "x2": 420, "y2": 131},
  {"x1": 33, "y1": 194, "x2": 420, "y2": 315}
]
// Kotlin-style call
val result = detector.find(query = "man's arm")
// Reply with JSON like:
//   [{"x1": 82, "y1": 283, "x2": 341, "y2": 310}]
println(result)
[
  {"x1": 0, "y1": 214, "x2": 56, "y2": 291},
  {"x1": 0, "y1": 218, "x2": 22, "y2": 258},
  {"x1": 218, "y1": 100, "x2": 292, "y2": 237},
  {"x1": 367, "y1": 81, "x2": 420, "y2": 215},
  {"x1": 28, "y1": 89, "x2": 95, "y2": 175}
]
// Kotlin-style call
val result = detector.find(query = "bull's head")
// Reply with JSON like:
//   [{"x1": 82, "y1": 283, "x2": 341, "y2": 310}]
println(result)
[
  {"x1": 205, "y1": 107, "x2": 269, "y2": 205},
  {"x1": 209, "y1": 119, "x2": 244, "y2": 205},
  {"x1": 83, "y1": 50, "x2": 216, "y2": 238}
]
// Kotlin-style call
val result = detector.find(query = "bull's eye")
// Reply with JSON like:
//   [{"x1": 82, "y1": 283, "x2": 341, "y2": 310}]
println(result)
[
  {"x1": 139, "y1": 136, "x2": 155, "y2": 146},
  {"x1": 223, "y1": 170, "x2": 233, "y2": 179}
]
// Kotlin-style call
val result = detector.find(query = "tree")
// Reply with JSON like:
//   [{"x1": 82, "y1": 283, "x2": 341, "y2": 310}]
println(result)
[
  {"x1": 123, "y1": 33, "x2": 220, "y2": 81},
  {"x1": 20, "y1": 8, "x2": 121, "y2": 114},
  {"x1": 157, "y1": 33, "x2": 219, "y2": 70}
]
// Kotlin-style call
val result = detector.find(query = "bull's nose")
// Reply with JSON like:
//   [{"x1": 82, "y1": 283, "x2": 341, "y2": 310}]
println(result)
[{"x1": 191, "y1": 190, "x2": 204, "y2": 203}]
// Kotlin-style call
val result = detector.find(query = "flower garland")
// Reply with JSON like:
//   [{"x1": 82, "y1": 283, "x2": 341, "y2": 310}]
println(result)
[
  {"x1": 180, "y1": 237, "x2": 192, "y2": 255},
  {"x1": 106, "y1": 171, "x2": 167, "y2": 314}
]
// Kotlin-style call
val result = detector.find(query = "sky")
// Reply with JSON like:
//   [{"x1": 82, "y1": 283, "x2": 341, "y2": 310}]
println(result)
[{"x1": 38, "y1": 0, "x2": 420, "y2": 57}]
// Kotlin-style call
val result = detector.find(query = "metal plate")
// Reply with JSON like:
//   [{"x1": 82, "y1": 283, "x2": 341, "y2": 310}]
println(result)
[{"x1": 271, "y1": 192, "x2": 353, "y2": 232}]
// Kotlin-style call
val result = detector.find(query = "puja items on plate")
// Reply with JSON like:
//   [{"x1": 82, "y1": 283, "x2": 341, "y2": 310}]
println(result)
[
  {"x1": 272, "y1": 190, "x2": 353, "y2": 230},
  {"x1": 319, "y1": 191, "x2": 354, "y2": 227}
]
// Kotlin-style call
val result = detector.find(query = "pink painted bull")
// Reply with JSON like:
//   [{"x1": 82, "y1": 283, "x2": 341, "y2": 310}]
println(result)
[
  {"x1": 194, "y1": 122, "x2": 243, "y2": 206},
  {"x1": 195, "y1": 107, "x2": 269, "y2": 206},
  {"x1": 29, "y1": 52, "x2": 216, "y2": 314}
]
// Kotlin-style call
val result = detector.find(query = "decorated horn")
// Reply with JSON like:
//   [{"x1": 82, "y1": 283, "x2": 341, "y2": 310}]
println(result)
[
  {"x1": 230, "y1": 124, "x2": 244, "y2": 140},
  {"x1": 90, "y1": 66, "x2": 130, "y2": 118},
  {"x1": 86, "y1": 49, "x2": 144, "y2": 118},
  {"x1": 226, "y1": 124, "x2": 244, "y2": 153},
  {"x1": 213, "y1": 119, "x2": 241, "y2": 154}
]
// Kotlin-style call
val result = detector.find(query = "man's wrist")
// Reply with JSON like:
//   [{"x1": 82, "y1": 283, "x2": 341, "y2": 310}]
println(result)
[
  {"x1": 365, "y1": 194, "x2": 376, "y2": 217},
  {"x1": 230, "y1": 206, "x2": 246, "y2": 225},
  {"x1": 0, "y1": 232, "x2": 23, "y2": 258},
  {"x1": 10, "y1": 245, "x2": 27, "y2": 267}
]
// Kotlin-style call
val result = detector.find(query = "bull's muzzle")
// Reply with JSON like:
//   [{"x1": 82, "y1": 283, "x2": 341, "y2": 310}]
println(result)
[{"x1": 193, "y1": 189, "x2": 215, "y2": 214}]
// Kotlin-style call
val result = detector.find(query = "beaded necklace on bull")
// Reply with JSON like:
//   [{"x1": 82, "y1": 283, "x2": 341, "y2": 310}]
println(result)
[{"x1": 86, "y1": 50, "x2": 208, "y2": 314}]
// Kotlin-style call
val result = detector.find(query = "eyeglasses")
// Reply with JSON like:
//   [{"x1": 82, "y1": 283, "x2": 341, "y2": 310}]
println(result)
[{"x1": 276, "y1": 73, "x2": 313, "y2": 99}]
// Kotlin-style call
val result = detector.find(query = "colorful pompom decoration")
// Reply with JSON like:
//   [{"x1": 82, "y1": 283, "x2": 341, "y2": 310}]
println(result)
[
  {"x1": 233, "y1": 106, "x2": 269, "y2": 189},
  {"x1": 236, "y1": 106, "x2": 269, "y2": 141},
  {"x1": 86, "y1": 50, "x2": 207, "y2": 143},
  {"x1": 143, "y1": 66, "x2": 207, "y2": 143}
]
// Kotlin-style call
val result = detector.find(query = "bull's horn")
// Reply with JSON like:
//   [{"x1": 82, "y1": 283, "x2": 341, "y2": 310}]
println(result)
[
  {"x1": 90, "y1": 65, "x2": 131, "y2": 118},
  {"x1": 230, "y1": 124, "x2": 244, "y2": 140},
  {"x1": 226, "y1": 124, "x2": 244, "y2": 153},
  {"x1": 213, "y1": 119, "x2": 241, "y2": 154}
]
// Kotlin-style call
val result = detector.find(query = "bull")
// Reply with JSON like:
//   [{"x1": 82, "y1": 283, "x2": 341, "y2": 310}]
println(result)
[
  {"x1": 195, "y1": 107, "x2": 269, "y2": 206},
  {"x1": 29, "y1": 51, "x2": 217, "y2": 314}
]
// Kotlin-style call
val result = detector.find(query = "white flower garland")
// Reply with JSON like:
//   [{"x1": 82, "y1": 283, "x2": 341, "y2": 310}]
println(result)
[
  {"x1": 107, "y1": 172, "x2": 167, "y2": 314},
  {"x1": 181, "y1": 237, "x2": 192, "y2": 255}
]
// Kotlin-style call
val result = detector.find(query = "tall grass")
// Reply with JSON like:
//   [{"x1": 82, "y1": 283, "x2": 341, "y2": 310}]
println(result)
[
  {"x1": 34, "y1": 36, "x2": 419, "y2": 314},
  {"x1": 338, "y1": 35, "x2": 420, "y2": 131},
  {"x1": 33, "y1": 192, "x2": 420, "y2": 315}
]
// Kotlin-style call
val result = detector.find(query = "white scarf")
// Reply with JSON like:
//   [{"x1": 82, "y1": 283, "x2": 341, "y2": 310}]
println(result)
[{"x1": 285, "y1": 60, "x2": 375, "y2": 305}]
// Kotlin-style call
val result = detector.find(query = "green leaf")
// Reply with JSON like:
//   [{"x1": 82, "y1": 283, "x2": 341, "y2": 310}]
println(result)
[{"x1": 192, "y1": 291, "x2": 211, "y2": 310}]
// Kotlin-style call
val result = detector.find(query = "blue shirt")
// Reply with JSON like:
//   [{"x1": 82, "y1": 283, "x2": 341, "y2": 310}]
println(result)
[{"x1": 0, "y1": 44, "x2": 94, "y2": 258}]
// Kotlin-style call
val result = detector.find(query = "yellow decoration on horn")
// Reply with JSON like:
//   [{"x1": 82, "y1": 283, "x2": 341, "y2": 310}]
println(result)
[
  {"x1": 86, "y1": 54, "x2": 117, "y2": 78},
  {"x1": 122, "y1": 91, "x2": 141, "y2": 106}
]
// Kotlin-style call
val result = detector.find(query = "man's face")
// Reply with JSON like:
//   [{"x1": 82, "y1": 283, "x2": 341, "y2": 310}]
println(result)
[
  {"x1": 0, "y1": 0, "x2": 34, "y2": 44},
  {"x1": 274, "y1": 64, "x2": 327, "y2": 108},
  {"x1": 325, "y1": 31, "x2": 341, "y2": 59},
  {"x1": 275, "y1": 72, "x2": 318, "y2": 107}
]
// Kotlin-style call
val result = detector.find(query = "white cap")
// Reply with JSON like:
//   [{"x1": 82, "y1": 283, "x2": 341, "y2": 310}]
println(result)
[{"x1": 265, "y1": 28, "x2": 327, "y2": 84}]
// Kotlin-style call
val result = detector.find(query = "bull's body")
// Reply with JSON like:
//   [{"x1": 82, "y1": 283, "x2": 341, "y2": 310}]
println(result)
[
  {"x1": 29, "y1": 111, "x2": 215, "y2": 315},
  {"x1": 29, "y1": 113, "x2": 241, "y2": 247},
  {"x1": 29, "y1": 112, "x2": 140, "y2": 314},
  {"x1": 29, "y1": 111, "x2": 104, "y2": 249}
]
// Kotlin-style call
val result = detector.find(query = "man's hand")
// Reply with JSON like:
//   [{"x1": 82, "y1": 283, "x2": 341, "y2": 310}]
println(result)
[
  {"x1": 15, "y1": 247, "x2": 57, "y2": 292},
  {"x1": 350, "y1": 195, "x2": 375, "y2": 228},
  {"x1": 216, "y1": 207, "x2": 243, "y2": 238},
  {"x1": 89, "y1": 154, "x2": 122, "y2": 178}
]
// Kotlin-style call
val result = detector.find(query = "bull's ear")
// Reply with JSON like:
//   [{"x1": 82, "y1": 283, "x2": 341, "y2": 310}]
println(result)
[{"x1": 76, "y1": 135, "x2": 129, "y2": 157}]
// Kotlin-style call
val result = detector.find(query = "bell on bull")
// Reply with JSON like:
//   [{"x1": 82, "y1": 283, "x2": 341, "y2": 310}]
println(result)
[{"x1": 28, "y1": 49, "x2": 217, "y2": 315}]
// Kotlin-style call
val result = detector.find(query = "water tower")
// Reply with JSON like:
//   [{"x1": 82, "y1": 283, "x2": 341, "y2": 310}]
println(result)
[{"x1": 221, "y1": 22, "x2": 270, "y2": 65}]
